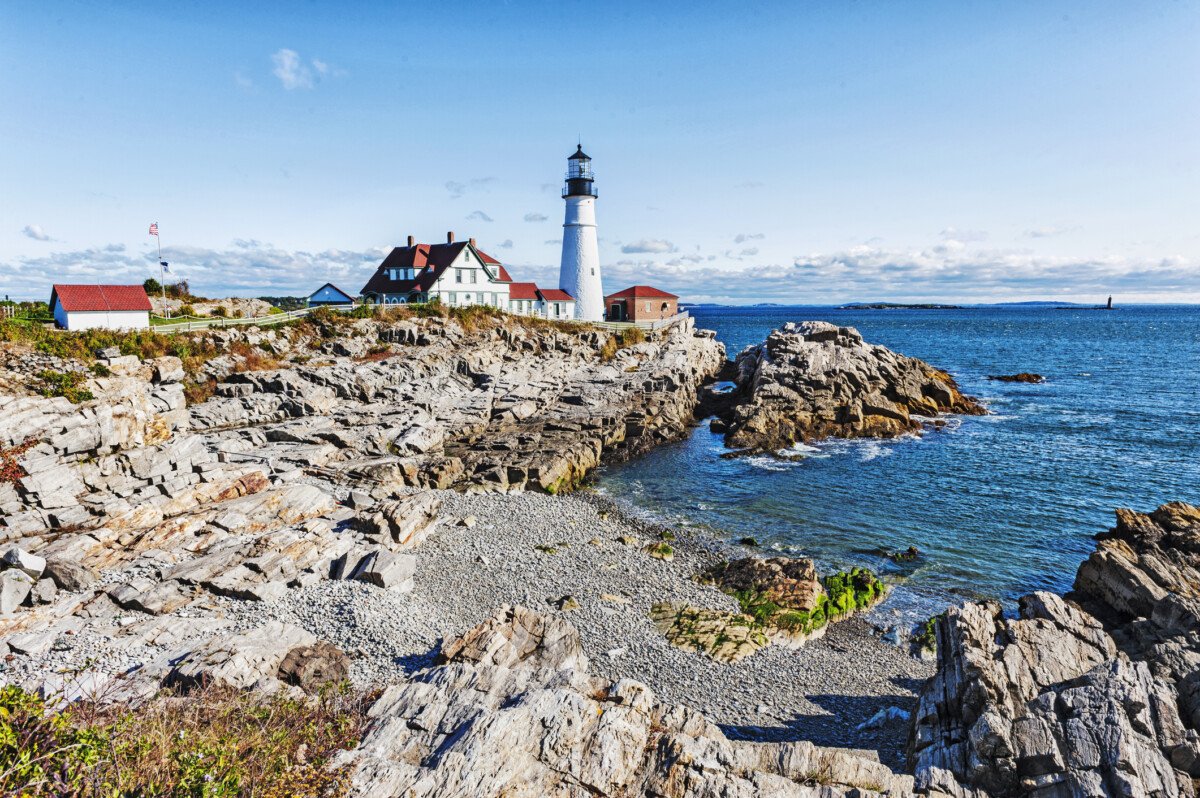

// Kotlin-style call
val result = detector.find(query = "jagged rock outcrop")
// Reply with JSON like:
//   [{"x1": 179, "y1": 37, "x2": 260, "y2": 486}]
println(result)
[
  {"x1": 336, "y1": 606, "x2": 915, "y2": 797},
  {"x1": 721, "y1": 321, "x2": 985, "y2": 451},
  {"x1": 701, "y1": 556, "x2": 826, "y2": 612},
  {"x1": 186, "y1": 315, "x2": 724, "y2": 494},
  {"x1": 910, "y1": 502, "x2": 1200, "y2": 798}
]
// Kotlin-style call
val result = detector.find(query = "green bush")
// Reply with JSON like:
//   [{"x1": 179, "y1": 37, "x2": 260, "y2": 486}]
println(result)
[
  {"x1": 210, "y1": 306, "x2": 228, "y2": 318},
  {"x1": 33, "y1": 370, "x2": 94, "y2": 403}
]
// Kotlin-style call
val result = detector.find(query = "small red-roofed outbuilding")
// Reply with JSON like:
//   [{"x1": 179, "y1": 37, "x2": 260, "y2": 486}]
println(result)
[
  {"x1": 604, "y1": 286, "x2": 678, "y2": 322},
  {"x1": 50, "y1": 285, "x2": 153, "y2": 331}
]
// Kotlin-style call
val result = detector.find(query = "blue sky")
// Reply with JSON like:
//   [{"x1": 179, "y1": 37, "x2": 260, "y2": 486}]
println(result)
[{"x1": 3, "y1": 0, "x2": 1198, "y2": 304}]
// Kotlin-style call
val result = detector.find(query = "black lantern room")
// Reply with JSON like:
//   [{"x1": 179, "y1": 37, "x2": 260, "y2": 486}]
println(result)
[{"x1": 563, "y1": 145, "x2": 597, "y2": 198}]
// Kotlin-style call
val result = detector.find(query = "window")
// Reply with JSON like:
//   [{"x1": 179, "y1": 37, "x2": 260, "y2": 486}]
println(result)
[
  {"x1": 470, "y1": 270, "x2": 477, "y2": 284},
  {"x1": 591, "y1": 268, "x2": 595, "y2": 275},
  {"x1": 456, "y1": 270, "x2": 463, "y2": 283},
  {"x1": 449, "y1": 292, "x2": 457, "y2": 304},
  {"x1": 463, "y1": 294, "x2": 471, "y2": 304},
  {"x1": 554, "y1": 303, "x2": 561, "y2": 316},
  {"x1": 645, "y1": 301, "x2": 651, "y2": 311}
]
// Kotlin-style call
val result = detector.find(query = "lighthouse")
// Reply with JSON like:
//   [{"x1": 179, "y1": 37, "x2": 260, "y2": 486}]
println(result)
[{"x1": 558, "y1": 145, "x2": 603, "y2": 321}]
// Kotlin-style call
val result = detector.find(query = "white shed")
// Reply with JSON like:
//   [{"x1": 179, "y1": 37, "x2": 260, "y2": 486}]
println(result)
[{"x1": 51, "y1": 285, "x2": 152, "y2": 331}]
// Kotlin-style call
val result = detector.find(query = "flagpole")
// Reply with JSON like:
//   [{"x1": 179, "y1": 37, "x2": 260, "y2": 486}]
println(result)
[{"x1": 157, "y1": 227, "x2": 169, "y2": 319}]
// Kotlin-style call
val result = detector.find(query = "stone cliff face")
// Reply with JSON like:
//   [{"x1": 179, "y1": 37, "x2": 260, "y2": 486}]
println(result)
[
  {"x1": 189, "y1": 316, "x2": 724, "y2": 494},
  {"x1": 720, "y1": 321, "x2": 985, "y2": 452},
  {"x1": 910, "y1": 502, "x2": 1200, "y2": 798}
]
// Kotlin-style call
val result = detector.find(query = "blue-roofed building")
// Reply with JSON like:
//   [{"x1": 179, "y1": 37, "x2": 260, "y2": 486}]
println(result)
[{"x1": 307, "y1": 283, "x2": 356, "y2": 308}]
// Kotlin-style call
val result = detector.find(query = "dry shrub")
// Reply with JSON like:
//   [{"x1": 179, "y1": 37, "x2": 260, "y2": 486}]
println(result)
[
  {"x1": 598, "y1": 326, "x2": 646, "y2": 362},
  {"x1": 0, "y1": 681, "x2": 375, "y2": 797},
  {"x1": 228, "y1": 340, "x2": 280, "y2": 373},
  {"x1": 183, "y1": 377, "x2": 218, "y2": 405}
]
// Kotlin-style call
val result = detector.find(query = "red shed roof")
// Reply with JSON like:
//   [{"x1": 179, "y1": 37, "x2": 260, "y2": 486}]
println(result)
[
  {"x1": 604, "y1": 285, "x2": 678, "y2": 300},
  {"x1": 509, "y1": 282, "x2": 539, "y2": 300},
  {"x1": 537, "y1": 288, "x2": 574, "y2": 302},
  {"x1": 51, "y1": 284, "x2": 152, "y2": 313}
]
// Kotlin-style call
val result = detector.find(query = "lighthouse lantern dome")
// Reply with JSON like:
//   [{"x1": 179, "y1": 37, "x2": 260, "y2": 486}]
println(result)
[{"x1": 564, "y1": 145, "x2": 596, "y2": 197}]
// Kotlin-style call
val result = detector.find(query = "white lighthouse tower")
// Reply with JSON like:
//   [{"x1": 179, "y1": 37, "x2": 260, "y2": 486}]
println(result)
[{"x1": 558, "y1": 145, "x2": 603, "y2": 322}]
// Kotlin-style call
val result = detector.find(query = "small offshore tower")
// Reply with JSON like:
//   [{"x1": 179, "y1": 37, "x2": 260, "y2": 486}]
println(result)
[{"x1": 558, "y1": 145, "x2": 603, "y2": 322}]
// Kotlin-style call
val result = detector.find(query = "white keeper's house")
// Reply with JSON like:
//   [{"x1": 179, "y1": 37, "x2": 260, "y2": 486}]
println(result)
[
  {"x1": 360, "y1": 232, "x2": 576, "y2": 319},
  {"x1": 50, "y1": 284, "x2": 152, "y2": 331}
]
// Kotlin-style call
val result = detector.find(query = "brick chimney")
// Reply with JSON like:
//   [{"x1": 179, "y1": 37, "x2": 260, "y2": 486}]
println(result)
[
  {"x1": 469, "y1": 238, "x2": 476, "y2": 248},
  {"x1": 407, "y1": 235, "x2": 415, "y2": 247},
  {"x1": 447, "y1": 231, "x2": 455, "y2": 243}
]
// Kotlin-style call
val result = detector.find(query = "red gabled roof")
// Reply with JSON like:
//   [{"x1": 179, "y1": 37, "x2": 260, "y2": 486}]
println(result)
[
  {"x1": 51, "y1": 285, "x2": 152, "y2": 313},
  {"x1": 360, "y1": 241, "x2": 514, "y2": 295},
  {"x1": 360, "y1": 242, "x2": 465, "y2": 296},
  {"x1": 604, "y1": 285, "x2": 678, "y2": 300},
  {"x1": 537, "y1": 288, "x2": 574, "y2": 302},
  {"x1": 474, "y1": 249, "x2": 512, "y2": 281},
  {"x1": 509, "y1": 282, "x2": 539, "y2": 301}
]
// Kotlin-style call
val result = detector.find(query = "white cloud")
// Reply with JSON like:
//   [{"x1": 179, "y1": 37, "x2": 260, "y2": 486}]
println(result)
[
  {"x1": 621, "y1": 238, "x2": 676, "y2": 254},
  {"x1": 445, "y1": 177, "x2": 497, "y2": 199},
  {"x1": 7, "y1": 237, "x2": 1197, "y2": 306},
  {"x1": 271, "y1": 49, "x2": 313, "y2": 90},
  {"x1": 499, "y1": 239, "x2": 513, "y2": 248},
  {"x1": 524, "y1": 213, "x2": 548, "y2": 222},
  {"x1": 0, "y1": 243, "x2": 389, "y2": 301},
  {"x1": 939, "y1": 227, "x2": 988, "y2": 243},
  {"x1": 312, "y1": 59, "x2": 329, "y2": 75},
  {"x1": 22, "y1": 225, "x2": 50, "y2": 241},
  {"x1": 467, "y1": 210, "x2": 494, "y2": 223},
  {"x1": 1027, "y1": 225, "x2": 1080, "y2": 238},
  {"x1": 734, "y1": 233, "x2": 764, "y2": 244}
]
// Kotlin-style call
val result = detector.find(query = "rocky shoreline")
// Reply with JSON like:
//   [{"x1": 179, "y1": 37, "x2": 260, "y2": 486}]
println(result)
[{"x1": 11, "y1": 309, "x2": 1173, "y2": 796}]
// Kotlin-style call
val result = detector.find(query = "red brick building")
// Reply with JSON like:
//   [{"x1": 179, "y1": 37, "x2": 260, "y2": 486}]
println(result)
[{"x1": 604, "y1": 286, "x2": 678, "y2": 322}]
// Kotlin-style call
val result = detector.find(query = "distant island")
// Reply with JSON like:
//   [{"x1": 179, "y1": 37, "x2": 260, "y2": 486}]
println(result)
[{"x1": 838, "y1": 302, "x2": 962, "y2": 310}]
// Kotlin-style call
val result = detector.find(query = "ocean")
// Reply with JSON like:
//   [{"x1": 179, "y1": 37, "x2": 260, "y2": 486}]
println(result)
[{"x1": 598, "y1": 304, "x2": 1200, "y2": 620}]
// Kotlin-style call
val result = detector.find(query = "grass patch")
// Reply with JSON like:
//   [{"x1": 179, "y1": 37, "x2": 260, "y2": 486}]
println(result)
[
  {"x1": 0, "y1": 319, "x2": 223, "y2": 375},
  {"x1": 0, "y1": 682, "x2": 373, "y2": 797},
  {"x1": 658, "y1": 530, "x2": 675, "y2": 541}
]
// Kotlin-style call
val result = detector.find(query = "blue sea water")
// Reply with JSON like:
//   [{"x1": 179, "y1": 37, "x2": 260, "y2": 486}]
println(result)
[{"x1": 599, "y1": 305, "x2": 1200, "y2": 617}]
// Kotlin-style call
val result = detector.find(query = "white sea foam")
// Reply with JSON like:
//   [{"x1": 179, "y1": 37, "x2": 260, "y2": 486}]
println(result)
[{"x1": 857, "y1": 442, "x2": 894, "y2": 461}]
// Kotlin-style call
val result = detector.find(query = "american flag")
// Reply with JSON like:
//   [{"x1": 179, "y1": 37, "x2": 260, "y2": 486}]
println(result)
[{"x1": 149, "y1": 223, "x2": 159, "y2": 236}]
